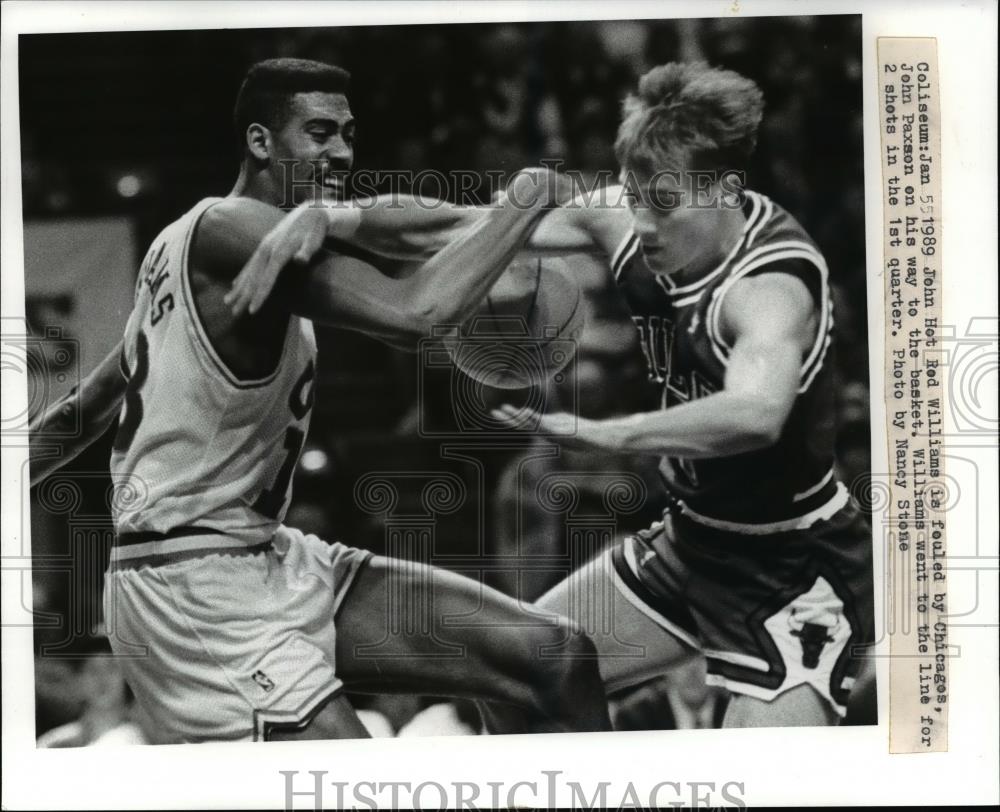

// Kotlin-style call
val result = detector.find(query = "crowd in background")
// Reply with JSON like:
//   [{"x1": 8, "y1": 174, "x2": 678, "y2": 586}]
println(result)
[{"x1": 22, "y1": 16, "x2": 872, "y2": 740}]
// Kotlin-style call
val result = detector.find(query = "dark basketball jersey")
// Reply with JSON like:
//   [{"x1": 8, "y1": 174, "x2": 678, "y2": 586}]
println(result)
[{"x1": 611, "y1": 190, "x2": 839, "y2": 525}]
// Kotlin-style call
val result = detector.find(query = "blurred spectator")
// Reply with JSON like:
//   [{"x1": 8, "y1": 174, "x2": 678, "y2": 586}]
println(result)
[
  {"x1": 356, "y1": 709, "x2": 395, "y2": 738},
  {"x1": 36, "y1": 643, "x2": 146, "y2": 747},
  {"x1": 398, "y1": 701, "x2": 480, "y2": 737}
]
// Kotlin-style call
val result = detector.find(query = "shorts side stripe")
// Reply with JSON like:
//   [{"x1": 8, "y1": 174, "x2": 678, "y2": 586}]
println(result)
[
  {"x1": 253, "y1": 682, "x2": 345, "y2": 742},
  {"x1": 705, "y1": 674, "x2": 848, "y2": 717},
  {"x1": 610, "y1": 547, "x2": 700, "y2": 649},
  {"x1": 702, "y1": 648, "x2": 770, "y2": 673},
  {"x1": 331, "y1": 549, "x2": 375, "y2": 619}
]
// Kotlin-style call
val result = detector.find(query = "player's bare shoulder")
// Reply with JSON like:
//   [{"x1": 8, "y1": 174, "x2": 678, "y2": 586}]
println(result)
[
  {"x1": 187, "y1": 196, "x2": 292, "y2": 377},
  {"x1": 720, "y1": 272, "x2": 819, "y2": 350},
  {"x1": 190, "y1": 196, "x2": 286, "y2": 281}
]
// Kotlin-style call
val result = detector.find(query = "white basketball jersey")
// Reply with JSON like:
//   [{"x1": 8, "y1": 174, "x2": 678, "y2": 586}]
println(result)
[{"x1": 110, "y1": 198, "x2": 317, "y2": 545}]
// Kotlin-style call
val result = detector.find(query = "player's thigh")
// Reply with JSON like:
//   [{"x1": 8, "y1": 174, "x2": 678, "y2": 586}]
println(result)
[
  {"x1": 723, "y1": 684, "x2": 839, "y2": 728},
  {"x1": 335, "y1": 555, "x2": 560, "y2": 705},
  {"x1": 537, "y1": 551, "x2": 694, "y2": 693},
  {"x1": 268, "y1": 694, "x2": 371, "y2": 741}
]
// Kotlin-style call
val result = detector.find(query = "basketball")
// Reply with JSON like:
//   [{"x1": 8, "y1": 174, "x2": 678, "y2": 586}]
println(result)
[{"x1": 443, "y1": 256, "x2": 585, "y2": 389}]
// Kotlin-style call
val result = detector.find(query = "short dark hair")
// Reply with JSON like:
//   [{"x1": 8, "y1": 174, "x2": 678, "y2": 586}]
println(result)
[
  {"x1": 615, "y1": 62, "x2": 764, "y2": 177},
  {"x1": 233, "y1": 58, "x2": 351, "y2": 151}
]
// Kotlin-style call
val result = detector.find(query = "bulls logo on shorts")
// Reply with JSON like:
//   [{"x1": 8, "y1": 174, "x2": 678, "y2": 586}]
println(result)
[{"x1": 788, "y1": 607, "x2": 841, "y2": 669}]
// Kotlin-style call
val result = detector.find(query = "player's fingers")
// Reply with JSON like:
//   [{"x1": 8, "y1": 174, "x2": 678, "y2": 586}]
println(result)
[
  {"x1": 293, "y1": 228, "x2": 325, "y2": 264},
  {"x1": 490, "y1": 404, "x2": 521, "y2": 425},
  {"x1": 223, "y1": 269, "x2": 244, "y2": 305},
  {"x1": 226, "y1": 272, "x2": 252, "y2": 316},
  {"x1": 496, "y1": 403, "x2": 542, "y2": 428},
  {"x1": 247, "y1": 249, "x2": 288, "y2": 315},
  {"x1": 229, "y1": 243, "x2": 271, "y2": 315},
  {"x1": 490, "y1": 406, "x2": 512, "y2": 424}
]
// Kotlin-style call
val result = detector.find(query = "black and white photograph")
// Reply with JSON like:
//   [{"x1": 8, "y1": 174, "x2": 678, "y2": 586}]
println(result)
[{"x1": 1, "y1": 1, "x2": 996, "y2": 809}]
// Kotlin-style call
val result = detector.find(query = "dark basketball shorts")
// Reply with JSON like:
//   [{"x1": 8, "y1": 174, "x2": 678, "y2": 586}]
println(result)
[{"x1": 610, "y1": 484, "x2": 875, "y2": 715}]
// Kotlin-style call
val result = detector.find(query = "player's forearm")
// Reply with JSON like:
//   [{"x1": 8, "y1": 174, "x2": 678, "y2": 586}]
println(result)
[
  {"x1": 323, "y1": 196, "x2": 481, "y2": 260},
  {"x1": 29, "y1": 343, "x2": 126, "y2": 485},
  {"x1": 588, "y1": 392, "x2": 784, "y2": 459},
  {"x1": 403, "y1": 191, "x2": 550, "y2": 328},
  {"x1": 325, "y1": 188, "x2": 617, "y2": 260}
]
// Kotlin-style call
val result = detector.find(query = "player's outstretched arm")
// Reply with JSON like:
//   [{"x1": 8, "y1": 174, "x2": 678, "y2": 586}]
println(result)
[
  {"x1": 224, "y1": 180, "x2": 629, "y2": 316},
  {"x1": 198, "y1": 169, "x2": 566, "y2": 348},
  {"x1": 28, "y1": 341, "x2": 127, "y2": 486},
  {"x1": 345, "y1": 183, "x2": 631, "y2": 259},
  {"x1": 494, "y1": 273, "x2": 817, "y2": 458},
  {"x1": 281, "y1": 169, "x2": 572, "y2": 346}
]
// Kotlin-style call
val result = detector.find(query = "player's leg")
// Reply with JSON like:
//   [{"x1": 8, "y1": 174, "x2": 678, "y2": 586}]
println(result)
[
  {"x1": 534, "y1": 546, "x2": 698, "y2": 695},
  {"x1": 268, "y1": 694, "x2": 371, "y2": 740},
  {"x1": 334, "y1": 555, "x2": 611, "y2": 733},
  {"x1": 722, "y1": 684, "x2": 839, "y2": 728}
]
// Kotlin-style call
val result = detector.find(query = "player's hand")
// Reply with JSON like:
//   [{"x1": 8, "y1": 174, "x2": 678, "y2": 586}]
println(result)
[
  {"x1": 491, "y1": 403, "x2": 603, "y2": 450},
  {"x1": 505, "y1": 168, "x2": 577, "y2": 211},
  {"x1": 225, "y1": 205, "x2": 332, "y2": 316}
]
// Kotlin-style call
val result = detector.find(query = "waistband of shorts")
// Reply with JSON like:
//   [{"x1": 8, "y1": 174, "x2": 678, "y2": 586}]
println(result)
[
  {"x1": 110, "y1": 526, "x2": 273, "y2": 571},
  {"x1": 674, "y1": 481, "x2": 850, "y2": 535}
]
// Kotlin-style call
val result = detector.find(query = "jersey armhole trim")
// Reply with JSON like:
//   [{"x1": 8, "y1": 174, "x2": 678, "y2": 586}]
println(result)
[
  {"x1": 612, "y1": 231, "x2": 640, "y2": 281},
  {"x1": 180, "y1": 199, "x2": 293, "y2": 391},
  {"x1": 705, "y1": 242, "x2": 832, "y2": 393}
]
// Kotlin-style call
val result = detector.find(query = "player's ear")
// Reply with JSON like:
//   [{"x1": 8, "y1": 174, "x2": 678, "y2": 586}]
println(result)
[{"x1": 245, "y1": 123, "x2": 271, "y2": 162}]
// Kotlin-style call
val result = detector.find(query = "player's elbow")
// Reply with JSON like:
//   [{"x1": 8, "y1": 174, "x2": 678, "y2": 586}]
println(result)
[
  {"x1": 747, "y1": 420, "x2": 782, "y2": 450},
  {"x1": 742, "y1": 400, "x2": 789, "y2": 449},
  {"x1": 407, "y1": 294, "x2": 463, "y2": 338},
  {"x1": 386, "y1": 302, "x2": 439, "y2": 352}
]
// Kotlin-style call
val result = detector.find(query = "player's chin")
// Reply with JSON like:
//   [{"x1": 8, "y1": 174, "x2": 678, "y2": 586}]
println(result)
[{"x1": 643, "y1": 250, "x2": 681, "y2": 276}]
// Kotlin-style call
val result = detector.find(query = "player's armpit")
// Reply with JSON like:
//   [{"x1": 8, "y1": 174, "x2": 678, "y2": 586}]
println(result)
[
  {"x1": 29, "y1": 340, "x2": 127, "y2": 485},
  {"x1": 718, "y1": 273, "x2": 818, "y2": 443}
]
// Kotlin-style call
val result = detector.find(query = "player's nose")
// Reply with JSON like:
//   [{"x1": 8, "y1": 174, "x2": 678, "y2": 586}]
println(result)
[
  {"x1": 631, "y1": 211, "x2": 658, "y2": 243},
  {"x1": 324, "y1": 137, "x2": 353, "y2": 168}
]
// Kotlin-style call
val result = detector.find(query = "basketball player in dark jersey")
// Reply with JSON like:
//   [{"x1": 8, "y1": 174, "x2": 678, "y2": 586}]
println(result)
[
  {"x1": 224, "y1": 62, "x2": 874, "y2": 728},
  {"x1": 513, "y1": 63, "x2": 874, "y2": 727}
]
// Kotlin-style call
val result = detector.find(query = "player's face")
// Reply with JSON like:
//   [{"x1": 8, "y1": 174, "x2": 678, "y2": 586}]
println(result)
[
  {"x1": 268, "y1": 91, "x2": 355, "y2": 206},
  {"x1": 622, "y1": 169, "x2": 735, "y2": 277}
]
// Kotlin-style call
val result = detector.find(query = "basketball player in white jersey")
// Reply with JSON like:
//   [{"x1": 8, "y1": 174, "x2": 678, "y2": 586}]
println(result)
[
  {"x1": 29, "y1": 58, "x2": 612, "y2": 742},
  {"x1": 238, "y1": 63, "x2": 873, "y2": 729}
]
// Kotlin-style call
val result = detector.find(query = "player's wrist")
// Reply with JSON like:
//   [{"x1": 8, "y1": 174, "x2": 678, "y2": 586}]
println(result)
[{"x1": 308, "y1": 201, "x2": 362, "y2": 240}]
